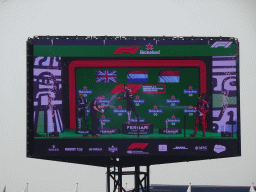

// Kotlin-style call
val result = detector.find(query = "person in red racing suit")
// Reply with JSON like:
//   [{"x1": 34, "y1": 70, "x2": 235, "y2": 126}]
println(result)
[{"x1": 190, "y1": 94, "x2": 209, "y2": 137}]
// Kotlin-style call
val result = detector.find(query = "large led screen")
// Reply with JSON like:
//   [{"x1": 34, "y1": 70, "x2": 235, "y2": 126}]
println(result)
[{"x1": 27, "y1": 37, "x2": 240, "y2": 165}]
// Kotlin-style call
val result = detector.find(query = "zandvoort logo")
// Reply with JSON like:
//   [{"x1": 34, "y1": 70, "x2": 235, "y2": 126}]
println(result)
[{"x1": 214, "y1": 144, "x2": 226, "y2": 153}]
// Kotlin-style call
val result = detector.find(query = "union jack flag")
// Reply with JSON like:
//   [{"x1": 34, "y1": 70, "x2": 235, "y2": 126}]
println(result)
[{"x1": 96, "y1": 70, "x2": 117, "y2": 83}]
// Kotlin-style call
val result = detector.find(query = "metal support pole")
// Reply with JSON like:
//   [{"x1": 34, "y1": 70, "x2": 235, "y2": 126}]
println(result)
[
  {"x1": 113, "y1": 166, "x2": 118, "y2": 192},
  {"x1": 107, "y1": 165, "x2": 110, "y2": 192},
  {"x1": 106, "y1": 162, "x2": 150, "y2": 192},
  {"x1": 144, "y1": 173, "x2": 146, "y2": 192},
  {"x1": 147, "y1": 165, "x2": 150, "y2": 192},
  {"x1": 135, "y1": 165, "x2": 140, "y2": 192},
  {"x1": 118, "y1": 166, "x2": 122, "y2": 192}
]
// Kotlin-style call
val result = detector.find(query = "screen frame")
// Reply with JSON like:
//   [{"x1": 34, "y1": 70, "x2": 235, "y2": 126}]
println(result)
[{"x1": 27, "y1": 37, "x2": 241, "y2": 167}]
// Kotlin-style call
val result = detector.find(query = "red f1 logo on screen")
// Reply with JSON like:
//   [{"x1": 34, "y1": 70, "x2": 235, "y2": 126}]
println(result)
[
  {"x1": 128, "y1": 143, "x2": 149, "y2": 150},
  {"x1": 113, "y1": 47, "x2": 140, "y2": 54}
]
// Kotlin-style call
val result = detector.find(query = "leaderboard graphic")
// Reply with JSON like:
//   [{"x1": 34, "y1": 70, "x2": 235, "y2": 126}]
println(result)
[{"x1": 28, "y1": 36, "x2": 240, "y2": 160}]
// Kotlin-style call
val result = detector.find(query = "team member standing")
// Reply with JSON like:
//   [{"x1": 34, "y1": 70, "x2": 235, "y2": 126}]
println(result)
[
  {"x1": 90, "y1": 95, "x2": 108, "y2": 137},
  {"x1": 77, "y1": 93, "x2": 88, "y2": 132},
  {"x1": 118, "y1": 84, "x2": 139, "y2": 124},
  {"x1": 222, "y1": 89, "x2": 229, "y2": 114},
  {"x1": 47, "y1": 96, "x2": 57, "y2": 137},
  {"x1": 47, "y1": 85, "x2": 61, "y2": 137},
  {"x1": 190, "y1": 93, "x2": 209, "y2": 137}
]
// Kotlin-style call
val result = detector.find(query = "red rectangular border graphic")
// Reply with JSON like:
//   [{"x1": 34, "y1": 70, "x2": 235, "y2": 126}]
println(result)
[{"x1": 68, "y1": 60, "x2": 206, "y2": 129}]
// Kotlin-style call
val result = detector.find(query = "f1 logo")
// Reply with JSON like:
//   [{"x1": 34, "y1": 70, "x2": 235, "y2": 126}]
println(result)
[
  {"x1": 210, "y1": 41, "x2": 232, "y2": 48},
  {"x1": 110, "y1": 84, "x2": 142, "y2": 94},
  {"x1": 113, "y1": 47, "x2": 140, "y2": 54},
  {"x1": 128, "y1": 143, "x2": 149, "y2": 149}
]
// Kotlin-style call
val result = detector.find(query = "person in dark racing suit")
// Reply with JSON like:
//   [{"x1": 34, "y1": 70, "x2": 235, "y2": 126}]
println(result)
[
  {"x1": 118, "y1": 84, "x2": 139, "y2": 124},
  {"x1": 77, "y1": 93, "x2": 88, "y2": 132},
  {"x1": 190, "y1": 93, "x2": 209, "y2": 137},
  {"x1": 90, "y1": 95, "x2": 108, "y2": 137}
]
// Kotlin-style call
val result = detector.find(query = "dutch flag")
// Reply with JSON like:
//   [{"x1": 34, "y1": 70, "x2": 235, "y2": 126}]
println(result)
[
  {"x1": 127, "y1": 70, "x2": 148, "y2": 83},
  {"x1": 158, "y1": 70, "x2": 179, "y2": 83}
]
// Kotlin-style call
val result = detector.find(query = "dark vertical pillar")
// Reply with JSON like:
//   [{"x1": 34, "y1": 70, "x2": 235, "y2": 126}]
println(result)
[
  {"x1": 146, "y1": 165, "x2": 150, "y2": 192},
  {"x1": 107, "y1": 165, "x2": 110, "y2": 192},
  {"x1": 144, "y1": 172, "x2": 146, "y2": 192},
  {"x1": 118, "y1": 166, "x2": 122, "y2": 192},
  {"x1": 106, "y1": 163, "x2": 151, "y2": 192},
  {"x1": 135, "y1": 165, "x2": 140, "y2": 192},
  {"x1": 114, "y1": 166, "x2": 117, "y2": 192}
]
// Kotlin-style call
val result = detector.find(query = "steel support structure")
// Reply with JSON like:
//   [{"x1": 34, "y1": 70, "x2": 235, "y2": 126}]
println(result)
[{"x1": 106, "y1": 164, "x2": 150, "y2": 192}]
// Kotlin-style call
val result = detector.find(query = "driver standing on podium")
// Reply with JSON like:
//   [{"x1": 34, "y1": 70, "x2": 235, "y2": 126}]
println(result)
[
  {"x1": 77, "y1": 93, "x2": 88, "y2": 132},
  {"x1": 118, "y1": 84, "x2": 139, "y2": 124},
  {"x1": 190, "y1": 93, "x2": 209, "y2": 137},
  {"x1": 90, "y1": 95, "x2": 108, "y2": 137}
]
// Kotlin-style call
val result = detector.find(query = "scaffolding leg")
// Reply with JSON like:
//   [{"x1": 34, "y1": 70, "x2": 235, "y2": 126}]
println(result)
[
  {"x1": 118, "y1": 166, "x2": 122, "y2": 192},
  {"x1": 106, "y1": 163, "x2": 150, "y2": 192},
  {"x1": 135, "y1": 165, "x2": 140, "y2": 192},
  {"x1": 146, "y1": 165, "x2": 150, "y2": 192},
  {"x1": 107, "y1": 165, "x2": 110, "y2": 192}
]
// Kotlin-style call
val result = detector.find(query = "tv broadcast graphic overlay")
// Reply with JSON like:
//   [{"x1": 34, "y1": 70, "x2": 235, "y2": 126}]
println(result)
[{"x1": 27, "y1": 36, "x2": 240, "y2": 167}]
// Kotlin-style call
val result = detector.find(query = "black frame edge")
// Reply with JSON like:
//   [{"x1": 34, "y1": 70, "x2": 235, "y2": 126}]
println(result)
[{"x1": 27, "y1": 37, "x2": 34, "y2": 157}]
